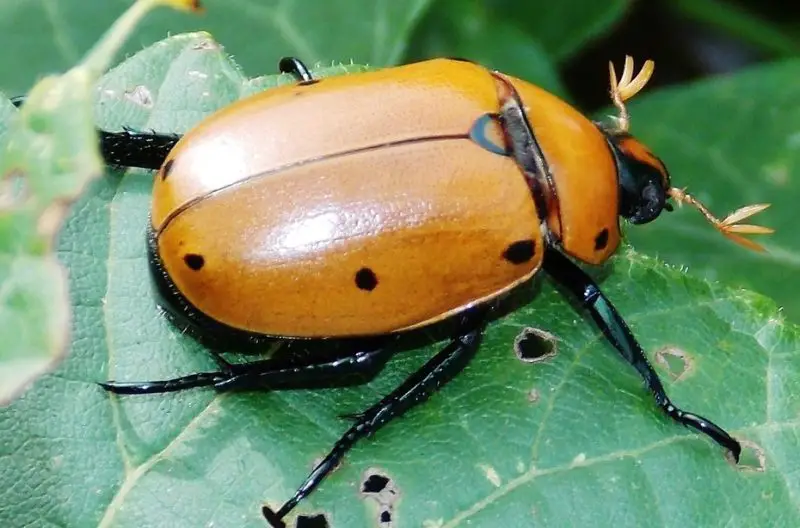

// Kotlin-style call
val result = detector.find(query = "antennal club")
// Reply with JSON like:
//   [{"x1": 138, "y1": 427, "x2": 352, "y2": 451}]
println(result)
[
  {"x1": 667, "y1": 188, "x2": 774, "y2": 252},
  {"x1": 608, "y1": 56, "x2": 655, "y2": 132}
]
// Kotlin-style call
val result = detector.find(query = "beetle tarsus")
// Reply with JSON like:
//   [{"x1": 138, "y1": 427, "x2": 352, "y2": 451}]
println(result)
[
  {"x1": 660, "y1": 403, "x2": 742, "y2": 462},
  {"x1": 262, "y1": 308, "x2": 487, "y2": 526},
  {"x1": 542, "y1": 246, "x2": 742, "y2": 462},
  {"x1": 278, "y1": 57, "x2": 314, "y2": 83},
  {"x1": 98, "y1": 371, "x2": 229, "y2": 394}
]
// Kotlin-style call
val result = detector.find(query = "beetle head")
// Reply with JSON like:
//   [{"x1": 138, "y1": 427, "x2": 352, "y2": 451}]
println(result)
[
  {"x1": 601, "y1": 56, "x2": 773, "y2": 251},
  {"x1": 607, "y1": 132, "x2": 671, "y2": 224}
]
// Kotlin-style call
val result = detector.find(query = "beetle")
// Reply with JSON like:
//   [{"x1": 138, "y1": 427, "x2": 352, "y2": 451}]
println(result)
[{"x1": 15, "y1": 55, "x2": 772, "y2": 525}]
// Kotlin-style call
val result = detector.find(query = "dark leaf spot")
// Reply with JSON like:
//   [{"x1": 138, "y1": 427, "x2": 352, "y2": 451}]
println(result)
[
  {"x1": 503, "y1": 239, "x2": 536, "y2": 264},
  {"x1": 161, "y1": 159, "x2": 174, "y2": 180},
  {"x1": 594, "y1": 228, "x2": 609, "y2": 251},
  {"x1": 184, "y1": 253, "x2": 205, "y2": 271},
  {"x1": 355, "y1": 267, "x2": 378, "y2": 291}
]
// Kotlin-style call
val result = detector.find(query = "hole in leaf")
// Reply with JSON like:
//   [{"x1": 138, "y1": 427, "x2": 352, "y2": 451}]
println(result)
[
  {"x1": 654, "y1": 346, "x2": 693, "y2": 381},
  {"x1": 361, "y1": 469, "x2": 400, "y2": 526},
  {"x1": 296, "y1": 514, "x2": 329, "y2": 528},
  {"x1": 735, "y1": 439, "x2": 766, "y2": 472},
  {"x1": 514, "y1": 328, "x2": 558, "y2": 363},
  {"x1": 362, "y1": 473, "x2": 390, "y2": 493}
]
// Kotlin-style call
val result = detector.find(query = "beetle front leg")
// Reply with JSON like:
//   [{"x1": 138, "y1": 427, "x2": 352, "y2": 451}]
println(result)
[
  {"x1": 262, "y1": 307, "x2": 488, "y2": 527},
  {"x1": 542, "y1": 246, "x2": 742, "y2": 462}
]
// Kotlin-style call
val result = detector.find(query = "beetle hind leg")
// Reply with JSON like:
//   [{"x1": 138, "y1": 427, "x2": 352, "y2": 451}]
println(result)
[
  {"x1": 262, "y1": 307, "x2": 489, "y2": 527},
  {"x1": 10, "y1": 95, "x2": 180, "y2": 170},
  {"x1": 100, "y1": 342, "x2": 394, "y2": 395},
  {"x1": 542, "y1": 246, "x2": 742, "y2": 462}
]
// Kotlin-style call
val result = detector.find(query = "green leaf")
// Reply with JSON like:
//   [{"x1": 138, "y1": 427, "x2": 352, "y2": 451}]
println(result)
[
  {"x1": 622, "y1": 59, "x2": 800, "y2": 323},
  {"x1": 0, "y1": 0, "x2": 433, "y2": 96},
  {"x1": 408, "y1": 0, "x2": 629, "y2": 76},
  {"x1": 489, "y1": 0, "x2": 630, "y2": 60},
  {"x1": 0, "y1": 35, "x2": 795, "y2": 527},
  {"x1": 668, "y1": 0, "x2": 800, "y2": 57},
  {"x1": 405, "y1": 0, "x2": 565, "y2": 96},
  {"x1": 0, "y1": 0, "x2": 200, "y2": 405}
]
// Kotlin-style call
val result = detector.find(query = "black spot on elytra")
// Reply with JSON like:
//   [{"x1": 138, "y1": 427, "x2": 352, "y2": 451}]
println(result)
[
  {"x1": 184, "y1": 253, "x2": 205, "y2": 271},
  {"x1": 362, "y1": 474, "x2": 390, "y2": 493},
  {"x1": 380, "y1": 510, "x2": 392, "y2": 523},
  {"x1": 594, "y1": 228, "x2": 609, "y2": 251},
  {"x1": 161, "y1": 159, "x2": 174, "y2": 180},
  {"x1": 503, "y1": 239, "x2": 536, "y2": 264},
  {"x1": 298, "y1": 79, "x2": 320, "y2": 86},
  {"x1": 355, "y1": 267, "x2": 378, "y2": 291}
]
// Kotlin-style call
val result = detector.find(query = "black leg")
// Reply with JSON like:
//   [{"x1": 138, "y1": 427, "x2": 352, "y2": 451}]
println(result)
[
  {"x1": 278, "y1": 57, "x2": 314, "y2": 83},
  {"x1": 99, "y1": 128, "x2": 180, "y2": 169},
  {"x1": 100, "y1": 343, "x2": 394, "y2": 395},
  {"x1": 262, "y1": 308, "x2": 488, "y2": 527},
  {"x1": 9, "y1": 95, "x2": 179, "y2": 170},
  {"x1": 542, "y1": 246, "x2": 741, "y2": 462}
]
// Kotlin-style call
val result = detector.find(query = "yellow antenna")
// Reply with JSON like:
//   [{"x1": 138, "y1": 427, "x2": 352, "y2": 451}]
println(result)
[
  {"x1": 608, "y1": 56, "x2": 655, "y2": 132},
  {"x1": 609, "y1": 56, "x2": 773, "y2": 252},
  {"x1": 667, "y1": 188, "x2": 773, "y2": 252}
]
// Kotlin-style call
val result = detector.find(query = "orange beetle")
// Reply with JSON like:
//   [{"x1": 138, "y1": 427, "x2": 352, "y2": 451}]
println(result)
[{"x1": 65, "y1": 56, "x2": 771, "y2": 525}]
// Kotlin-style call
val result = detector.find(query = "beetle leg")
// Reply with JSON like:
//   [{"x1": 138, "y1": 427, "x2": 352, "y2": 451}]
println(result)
[
  {"x1": 262, "y1": 307, "x2": 488, "y2": 527},
  {"x1": 99, "y1": 343, "x2": 393, "y2": 395},
  {"x1": 212, "y1": 344, "x2": 394, "y2": 391},
  {"x1": 98, "y1": 128, "x2": 180, "y2": 169},
  {"x1": 10, "y1": 95, "x2": 180, "y2": 170},
  {"x1": 542, "y1": 246, "x2": 742, "y2": 462},
  {"x1": 278, "y1": 57, "x2": 314, "y2": 82}
]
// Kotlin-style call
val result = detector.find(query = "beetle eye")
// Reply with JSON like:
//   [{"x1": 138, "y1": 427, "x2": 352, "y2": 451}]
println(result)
[{"x1": 618, "y1": 159, "x2": 667, "y2": 224}]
